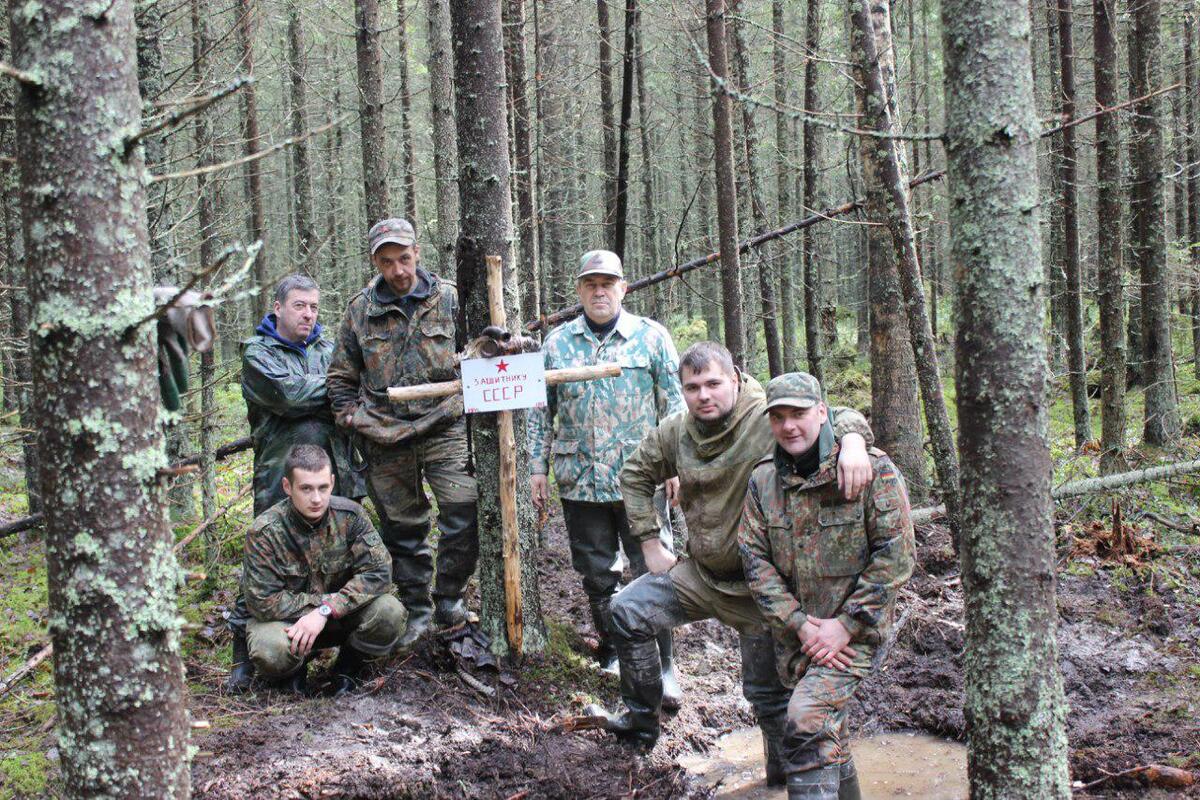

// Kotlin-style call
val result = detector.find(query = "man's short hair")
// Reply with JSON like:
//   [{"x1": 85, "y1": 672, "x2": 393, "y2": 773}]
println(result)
[
  {"x1": 679, "y1": 341, "x2": 736, "y2": 378},
  {"x1": 284, "y1": 444, "x2": 331, "y2": 480},
  {"x1": 274, "y1": 274, "x2": 319, "y2": 305}
]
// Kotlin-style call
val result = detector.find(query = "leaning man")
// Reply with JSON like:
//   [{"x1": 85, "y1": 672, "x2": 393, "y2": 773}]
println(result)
[
  {"x1": 243, "y1": 445, "x2": 407, "y2": 696},
  {"x1": 739, "y1": 372, "x2": 915, "y2": 800}
]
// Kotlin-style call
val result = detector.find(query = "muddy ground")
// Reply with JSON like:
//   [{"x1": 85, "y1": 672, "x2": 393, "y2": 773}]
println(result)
[{"x1": 188, "y1": 509, "x2": 1200, "y2": 799}]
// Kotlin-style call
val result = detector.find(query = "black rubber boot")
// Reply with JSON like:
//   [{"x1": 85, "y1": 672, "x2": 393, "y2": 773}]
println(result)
[
  {"x1": 224, "y1": 628, "x2": 255, "y2": 694},
  {"x1": 658, "y1": 630, "x2": 682, "y2": 711},
  {"x1": 433, "y1": 596, "x2": 469, "y2": 629},
  {"x1": 432, "y1": 502, "x2": 480, "y2": 601},
  {"x1": 582, "y1": 703, "x2": 659, "y2": 749},
  {"x1": 838, "y1": 758, "x2": 861, "y2": 800},
  {"x1": 763, "y1": 731, "x2": 786, "y2": 787},
  {"x1": 277, "y1": 663, "x2": 309, "y2": 697},
  {"x1": 394, "y1": 556, "x2": 434, "y2": 649},
  {"x1": 786, "y1": 766, "x2": 840, "y2": 800},
  {"x1": 588, "y1": 597, "x2": 620, "y2": 676},
  {"x1": 327, "y1": 646, "x2": 367, "y2": 698}
]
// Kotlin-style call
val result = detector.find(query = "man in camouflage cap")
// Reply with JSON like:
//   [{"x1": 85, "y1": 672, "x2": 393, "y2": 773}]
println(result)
[
  {"x1": 243, "y1": 445, "x2": 406, "y2": 697},
  {"x1": 739, "y1": 372, "x2": 915, "y2": 799},
  {"x1": 328, "y1": 218, "x2": 477, "y2": 648},
  {"x1": 226, "y1": 273, "x2": 367, "y2": 692},
  {"x1": 584, "y1": 342, "x2": 874, "y2": 789},
  {"x1": 528, "y1": 249, "x2": 684, "y2": 704}
]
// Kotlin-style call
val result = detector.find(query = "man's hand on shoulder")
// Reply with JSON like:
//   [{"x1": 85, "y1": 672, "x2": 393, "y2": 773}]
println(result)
[
  {"x1": 836, "y1": 433, "x2": 872, "y2": 501},
  {"x1": 664, "y1": 476, "x2": 681, "y2": 507},
  {"x1": 285, "y1": 607, "x2": 328, "y2": 656},
  {"x1": 800, "y1": 614, "x2": 856, "y2": 671}
]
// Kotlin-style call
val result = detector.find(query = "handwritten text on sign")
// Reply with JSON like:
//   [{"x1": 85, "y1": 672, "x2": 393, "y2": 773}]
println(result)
[{"x1": 461, "y1": 353, "x2": 548, "y2": 413}]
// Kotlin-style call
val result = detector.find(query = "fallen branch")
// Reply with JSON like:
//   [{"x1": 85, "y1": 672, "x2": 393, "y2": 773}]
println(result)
[
  {"x1": 0, "y1": 644, "x2": 51, "y2": 699},
  {"x1": 456, "y1": 667, "x2": 496, "y2": 698},
  {"x1": 0, "y1": 512, "x2": 43, "y2": 539},
  {"x1": 1081, "y1": 763, "x2": 1197, "y2": 791},
  {"x1": 172, "y1": 482, "x2": 253, "y2": 555},
  {"x1": 911, "y1": 458, "x2": 1200, "y2": 525}
]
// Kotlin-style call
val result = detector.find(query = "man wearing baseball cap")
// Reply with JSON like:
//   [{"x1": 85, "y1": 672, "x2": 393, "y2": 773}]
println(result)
[
  {"x1": 739, "y1": 372, "x2": 915, "y2": 799},
  {"x1": 327, "y1": 218, "x2": 479, "y2": 649},
  {"x1": 527, "y1": 250, "x2": 685, "y2": 703}
]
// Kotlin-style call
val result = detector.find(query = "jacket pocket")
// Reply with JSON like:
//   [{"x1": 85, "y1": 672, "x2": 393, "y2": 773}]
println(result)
[
  {"x1": 815, "y1": 504, "x2": 868, "y2": 576},
  {"x1": 551, "y1": 438, "x2": 584, "y2": 488}
]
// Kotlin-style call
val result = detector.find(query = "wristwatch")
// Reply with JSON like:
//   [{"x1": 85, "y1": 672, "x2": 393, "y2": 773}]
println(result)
[{"x1": 317, "y1": 603, "x2": 333, "y2": 618}]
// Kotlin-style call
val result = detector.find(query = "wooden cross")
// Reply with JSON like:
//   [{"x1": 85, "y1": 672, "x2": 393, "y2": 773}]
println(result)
[{"x1": 387, "y1": 255, "x2": 620, "y2": 656}]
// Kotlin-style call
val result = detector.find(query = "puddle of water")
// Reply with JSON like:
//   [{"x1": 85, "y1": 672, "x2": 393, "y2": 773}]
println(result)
[{"x1": 678, "y1": 728, "x2": 968, "y2": 800}]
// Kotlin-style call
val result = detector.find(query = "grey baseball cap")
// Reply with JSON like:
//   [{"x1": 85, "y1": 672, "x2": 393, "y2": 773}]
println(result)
[
  {"x1": 763, "y1": 372, "x2": 824, "y2": 412},
  {"x1": 368, "y1": 218, "x2": 416, "y2": 254},
  {"x1": 576, "y1": 249, "x2": 624, "y2": 280}
]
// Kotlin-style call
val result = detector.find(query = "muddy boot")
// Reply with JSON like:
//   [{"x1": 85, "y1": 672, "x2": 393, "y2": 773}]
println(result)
[
  {"x1": 327, "y1": 646, "x2": 366, "y2": 698},
  {"x1": 582, "y1": 703, "x2": 659, "y2": 749},
  {"x1": 224, "y1": 629, "x2": 255, "y2": 694},
  {"x1": 588, "y1": 597, "x2": 620, "y2": 676},
  {"x1": 763, "y1": 731, "x2": 786, "y2": 787},
  {"x1": 838, "y1": 759, "x2": 861, "y2": 800},
  {"x1": 394, "y1": 560, "x2": 434, "y2": 650},
  {"x1": 658, "y1": 630, "x2": 682, "y2": 711},
  {"x1": 275, "y1": 663, "x2": 310, "y2": 697},
  {"x1": 433, "y1": 596, "x2": 469, "y2": 629},
  {"x1": 787, "y1": 766, "x2": 840, "y2": 800}
]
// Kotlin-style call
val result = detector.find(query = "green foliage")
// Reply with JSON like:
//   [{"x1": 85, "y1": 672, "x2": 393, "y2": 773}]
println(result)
[{"x1": 667, "y1": 314, "x2": 711, "y2": 357}]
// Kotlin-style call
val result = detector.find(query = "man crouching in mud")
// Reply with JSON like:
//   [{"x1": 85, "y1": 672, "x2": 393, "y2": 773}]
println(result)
[
  {"x1": 584, "y1": 342, "x2": 874, "y2": 788},
  {"x1": 739, "y1": 372, "x2": 915, "y2": 799}
]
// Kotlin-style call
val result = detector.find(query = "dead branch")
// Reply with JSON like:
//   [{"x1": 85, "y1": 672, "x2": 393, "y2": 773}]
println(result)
[
  {"x1": 0, "y1": 644, "x2": 51, "y2": 700},
  {"x1": 0, "y1": 61, "x2": 41, "y2": 87},
  {"x1": 124, "y1": 76, "x2": 252, "y2": 154},
  {"x1": 0, "y1": 512, "x2": 43, "y2": 539},
  {"x1": 172, "y1": 482, "x2": 253, "y2": 555}
]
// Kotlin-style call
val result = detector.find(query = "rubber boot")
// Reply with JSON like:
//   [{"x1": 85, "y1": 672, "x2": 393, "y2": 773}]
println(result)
[
  {"x1": 786, "y1": 766, "x2": 840, "y2": 800},
  {"x1": 588, "y1": 597, "x2": 620, "y2": 676},
  {"x1": 433, "y1": 596, "x2": 469, "y2": 629},
  {"x1": 432, "y1": 502, "x2": 480, "y2": 604},
  {"x1": 838, "y1": 759, "x2": 861, "y2": 800},
  {"x1": 327, "y1": 646, "x2": 367, "y2": 698},
  {"x1": 394, "y1": 557, "x2": 434, "y2": 649},
  {"x1": 582, "y1": 703, "x2": 659, "y2": 749},
  {"x1": 224, "y1": 628, "x2": 255, "y2": 693},
  {"x1": 763, "y1": 731, "x2": 786, "y2": 787},
  {"x1": 658, "y1": 630, "x2": 682, "y2": 711},
  {"x1": 277, "y1": 663, "x2": 309, "y2": 697}
]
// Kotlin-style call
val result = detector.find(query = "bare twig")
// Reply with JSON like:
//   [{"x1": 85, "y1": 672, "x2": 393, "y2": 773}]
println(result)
[
  {"x1": 172, "y1": 482, "x2": 253, "y2": 555},
  {"x1": 0, "y1": 61, "x2": 41, "y2": 87},
  {"x1": 125, "y1": 76, "x2": 252, "y2": 153},
  {"x1": 0, "y1": 644, "x2": 51, "y2": 699}
]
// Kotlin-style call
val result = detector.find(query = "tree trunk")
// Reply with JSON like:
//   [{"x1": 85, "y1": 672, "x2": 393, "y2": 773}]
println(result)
[
  {"x1": 852, "y1": 0, "x2": 929, "y2": 503},
  {"x1": 773, "y1": 0, "x2": 797, "y2": 371},
  {"x1": 1094, "y1": 0, "x2": 1127, "y2": 474},
  {"x1": 942, "y1": 0, "x2": 1071, "y2": 795},
  {"x1": 1188, "y1": 10, "x2": 1200, "y2": 380},
  {"x1": 705, "y1": 0, "x2": 746, "y2": 366},
  {"x1": 506, "y1": 0, "x2": 540, "y2": 321},
  {"x1": 1055, "y1": 0, "x2": 1092, "y2": 447},
  {"x1": 11, "y1": 0, "x2": 190, "y2": 793},
  {"x1": 235, "y1": 0, "x2": 267, "y2": 306},
  {"x1": 449, "y1": 0, "x2": 546, "y2": 655},
  {"x1": 802, "y1": 0, "x2": 825, "y2": 382},
  {"x1": 1043, "y1": 0, "x2": 1066, "y2": 366},
  {"x1": 288, "y1": 0, "x2": 316, "y2": 272},
  {"x1": 850, "y1": 0, "x2": 959, "y2": 534},
  {"x1": 536, "y1": 0, "x2": 568, "y2": 308},
  {"x1": 396, "y1": 0, "x2": 417, "y2": 223},
  {"x1": 1129, "y1": 0, "x2": 1182, "y2": 446},
  {"x1": 426, "y1": 0, "x2": 459, "y2": 276},
  {"x1": 692, "y1": 59, "x2": 722, "y2": 342},
  {"x1": 633, "y1": 11, "x2": 661, "y2": 320},
  {"x1": 596, "y1": 0, "x2": 618, "y2": 248},
  {"x1": 730, "y1": 8, "x2": 782, "y2": 377},
  {"x1": 355, "y1": 0, "x2": 390, "y2": 230},
  {"x1": 612, "y1": 0, "x2": 636, "y2": 261}
]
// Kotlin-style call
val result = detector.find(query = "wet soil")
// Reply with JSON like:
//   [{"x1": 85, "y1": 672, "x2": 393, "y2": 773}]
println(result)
[{"x1": 190, "y1": 513, "x2": 1200, "y2": 798}]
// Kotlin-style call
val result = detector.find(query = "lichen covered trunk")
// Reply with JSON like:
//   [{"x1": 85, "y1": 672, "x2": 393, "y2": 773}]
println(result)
[
  {"x1": 355, "y1": 0, "x2": 389, "y2": 231},
  {"x1": 941, "y1": 0, "x2": 1071, "y2": 796},
  {"x1": 287, "y1": 0, "x2": 316, "y2": 272},
  {"x1": 449, "y1": 0, "x2": 546, "y2": 656},
  {"x1": 802, "y1": 0, "x2": 824, "y2": 382},
  {"x1": 507, "y1": 0, "x2": 541, "y2": 321},
  {"x1": 10, "y1": 0, "x2": 190, "y2": 795},
  {"x1": 426, "y1": 0, "x2": 459, "y2": 277}
]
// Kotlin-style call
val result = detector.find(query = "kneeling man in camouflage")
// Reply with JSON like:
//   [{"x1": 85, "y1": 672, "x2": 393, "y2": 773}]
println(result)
[{"x1": 242, "y1": 444, "x2": 407, "y2": 696}]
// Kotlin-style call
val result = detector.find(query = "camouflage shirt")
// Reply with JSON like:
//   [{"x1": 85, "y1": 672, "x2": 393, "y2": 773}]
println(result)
[
  {"x1": 527, "y1": 311, "x2": 683, "y2": 502},
  {"x1": 620, "y1": 372, "x2": 874, "y2": 591},
  {"x1": 326, "y1": 270, "x2": 464, "y2": 445},
  {"x1": 242, "y1": 496, "x2": 394, "y2": 622},
  {"x1": 739, "y1": 444, "x2": 915, "y2": 681},
  {"x1": 241, "y1": 322, "x2": 365, "y2": 515}
]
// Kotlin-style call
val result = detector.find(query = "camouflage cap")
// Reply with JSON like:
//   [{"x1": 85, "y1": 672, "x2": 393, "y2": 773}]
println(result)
[
  {"x1": 368, "y1": 218, "x2": 416, "y2": 254},
  {"x1": 763, "y1": 372, "x2": 824, "y2": 412},
  {"x1": 576, "y1": 250, "x2": 624, "y2": 280}
]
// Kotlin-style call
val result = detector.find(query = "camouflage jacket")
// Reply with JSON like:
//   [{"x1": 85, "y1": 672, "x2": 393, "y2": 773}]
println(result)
[
  {"x1": 527, "y1": 311, "x2": 683, "y2": 502},
  {"x1": 620, "y1": 372, "x2": 873, "y2": 593},
  {"x1": 241, "y1": 321, "x2": 365, "y2": 516},
  {"x1": 739, "y1": 444, "x2": 915, "y2": 682},
  {"x1": 242, "y1": 496, "x2": 394, "y2": 622},
  {"x1": 327, "y1": 270, "x2": 464, "y2": 445}
]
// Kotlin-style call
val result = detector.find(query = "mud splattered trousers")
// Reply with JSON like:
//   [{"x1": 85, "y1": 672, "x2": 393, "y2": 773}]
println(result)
[
  {"x1": 609, "y1": 559, "x2": 790, "y2": 742},
  {"x1": 247, "y1": 594, "x2": 407, "y2": 678},
  {"x1": 363, "y1": 421, "x2": 478, "y2": 616},
  {"x1": 779, "y1": 647, "x2": 873, "y2": 777}
]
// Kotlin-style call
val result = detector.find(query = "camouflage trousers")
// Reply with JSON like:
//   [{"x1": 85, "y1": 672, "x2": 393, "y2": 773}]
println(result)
[
  {"x1": 609, "y1": 560, "x2": 790, "y2": 739},
  {"x1": 780, "y1": 646, "x2": 874, "y2": 776},
  {"x1": 246, "y1": 594, "x2": 407, "y2": 678},
  {"x1": 364, "y1": 421, "x2": 478, "y2": 610}
]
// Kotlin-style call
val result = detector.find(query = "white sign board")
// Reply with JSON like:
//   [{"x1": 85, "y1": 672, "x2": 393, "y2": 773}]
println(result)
[{"x1": 460, "y1": 352, "x2": 547, "y2": 413}]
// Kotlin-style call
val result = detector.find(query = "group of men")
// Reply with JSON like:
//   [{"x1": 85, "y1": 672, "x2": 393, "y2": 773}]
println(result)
[{"x1": 225, "y1": 217, "x2": 915, "y2": 800}]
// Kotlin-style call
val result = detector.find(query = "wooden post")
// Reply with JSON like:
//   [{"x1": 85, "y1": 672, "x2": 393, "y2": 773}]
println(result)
[{"x1": 486, "y1": 255, "x2": 524, "y2": 656}]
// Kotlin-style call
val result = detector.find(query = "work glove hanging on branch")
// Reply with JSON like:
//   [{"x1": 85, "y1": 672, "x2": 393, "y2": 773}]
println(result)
[{"x1": 154, "y1": 288, "x2": 216, "y2": 411}]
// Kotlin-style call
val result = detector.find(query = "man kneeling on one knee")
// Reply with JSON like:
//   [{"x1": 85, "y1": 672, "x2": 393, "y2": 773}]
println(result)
[
  {"x1": 243, "y1": 444, "x2": 407, "y2": 696},
  {"x1": 739, "y1": 372, "x2": 915, "y2": 800}
]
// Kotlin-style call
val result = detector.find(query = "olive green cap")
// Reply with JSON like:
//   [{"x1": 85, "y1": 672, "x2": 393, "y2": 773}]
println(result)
[{"x1": 763, "y1": 371, "x2": 823, "y2": 412}]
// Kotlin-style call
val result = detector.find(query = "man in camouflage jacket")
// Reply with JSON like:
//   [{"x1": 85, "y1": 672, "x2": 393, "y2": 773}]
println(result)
[
  {"x1": 584, "y1": 342, "x2": 874, "y2": 790},
  {"x1": 327, "y1": 218, "x2": 477, "y2": 647},
  {"x1": 243, "y1": 445, "x2": 406, "y2": 696},
  {"x1": 739, "y1": 372, "x2": 915, "y2": 800},
  {"x1": 226, "y1": 274, "x2": 366, "y2": 692},
  {"x1": 528, "y1": 250, "x2": 684, "y2": 701}
]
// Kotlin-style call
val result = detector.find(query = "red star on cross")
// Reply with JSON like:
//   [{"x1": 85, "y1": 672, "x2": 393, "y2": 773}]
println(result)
[{"x1": 496, "y1": 359, "x2": 510, "y2": 373}]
